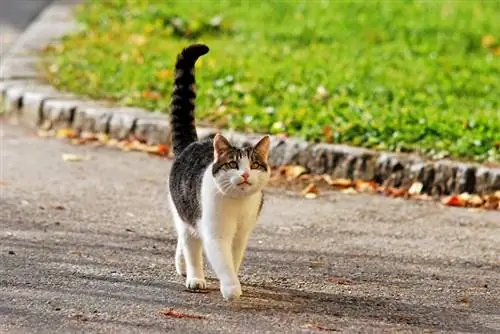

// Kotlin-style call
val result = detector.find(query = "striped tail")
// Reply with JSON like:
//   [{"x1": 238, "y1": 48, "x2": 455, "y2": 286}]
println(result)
[{"x1": 170, "y1": 43, "x2": 209, "y2": 156}]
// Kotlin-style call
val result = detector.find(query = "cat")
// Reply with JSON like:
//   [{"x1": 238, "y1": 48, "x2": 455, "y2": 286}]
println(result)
[{"x1": 167, "y1": 43, "x2": 271, "y2": 301}]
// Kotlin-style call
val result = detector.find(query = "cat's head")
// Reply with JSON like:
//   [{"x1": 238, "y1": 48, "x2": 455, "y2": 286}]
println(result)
[{"x1": 211, "y1": 134, "x2": 271, "y2": 197}]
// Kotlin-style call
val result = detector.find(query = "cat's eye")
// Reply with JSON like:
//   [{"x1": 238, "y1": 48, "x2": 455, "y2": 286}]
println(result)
[
  {"x1": 228, "y1": 161, "x2": 238, "y2": 169},
  {"x1": 250, "y1": 162, "x2": 260, "y2": 169}
]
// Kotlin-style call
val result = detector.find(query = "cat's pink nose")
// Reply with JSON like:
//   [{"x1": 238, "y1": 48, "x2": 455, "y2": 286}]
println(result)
[{"x1": 241, "y1": 171, "x2": 249, "y2": 179}]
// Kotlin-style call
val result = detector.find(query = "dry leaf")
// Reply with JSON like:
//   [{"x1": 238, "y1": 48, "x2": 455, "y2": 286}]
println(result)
[
  {"x1": 62, "y1": 153, "x2": 86, "y2": 162},
  {"x1": 158, "y1": 308, "x2": 206, "y2": 320},
  {"x1": 56, "y1": 128, "x2": 78, "y2": 139},
  {"x1": 69, "y1": 312, "x2": 88, "y2": 321},
  {"x1": 481, "y1": 35, "x2": 497, "y2": 49},
  {"x1": 354, "y1": 180, "x2": 377, "y2": 193},
  {"x1": 341, "y1": 187, "x2": 358, "y2": 195},
  {"x1": 301, "y1": 323, "x2": 338, "y2": 332},
  {"x1": 156, "y1": 69, "x2": 172, "y2": 80},
  {"x1": 384, "y1": 187, "x2": 409, "y2": 198},
  {"x1": 51, "y1": 204, "x2": 65, "y2": 210},
  {"x1": 458, "y1": 295, "x2": 469, "y2": 304},
  {"x1": 327, "y1": 177, "x2": 353, "y2": 188},
  {"x1": 301, "y1": 183, "x2": 320, "y2": 198},
  {"x1": 408, "y1": 182, "x2": 423, "y2": 195},
  {"x1": 279, "y1": 165, "x2": 307, "y2": 179},
  {"x1": 467, "y1": 195, "x2": 484, "y2": 207},
  {"x1": 328, "y1": 277, "x2": 351, "y2": 285},
  {"x1": 143, "y1": 90, "x2": 161, "y2": 100},
  {"x1": 442, "y1": 195, "x2": 465, "y2": 207}
]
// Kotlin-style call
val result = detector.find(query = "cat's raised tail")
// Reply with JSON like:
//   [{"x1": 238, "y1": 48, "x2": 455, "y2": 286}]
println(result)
[{"x1": 170, "y1": 43, "x2": 210, "y2": 156}]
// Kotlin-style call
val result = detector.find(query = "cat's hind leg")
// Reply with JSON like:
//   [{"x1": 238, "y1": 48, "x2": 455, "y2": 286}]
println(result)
[
  {"x1": 178, "y1": 225, "x2": 206, "y2": 290},
  {"x1": 169, "y1": 196, "x2": 205, "y2": 289}
]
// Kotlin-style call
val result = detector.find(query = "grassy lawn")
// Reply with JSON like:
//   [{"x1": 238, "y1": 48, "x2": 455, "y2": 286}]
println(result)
[{"x1": 42, "y1": 0, "x2": 500, "y2": 162}]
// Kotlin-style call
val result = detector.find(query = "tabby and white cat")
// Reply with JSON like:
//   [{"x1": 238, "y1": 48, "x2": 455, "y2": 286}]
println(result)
[{"x1": 167, "y1": 44, "x2": 271, "y2": 300}]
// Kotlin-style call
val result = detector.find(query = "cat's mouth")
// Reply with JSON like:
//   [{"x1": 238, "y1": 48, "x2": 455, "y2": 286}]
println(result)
[{"x1": 237, "y1": 180, "x2": 252, "y2": 187}]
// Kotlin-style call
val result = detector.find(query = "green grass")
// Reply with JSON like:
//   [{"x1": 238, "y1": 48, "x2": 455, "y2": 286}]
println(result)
[{"x1": 42, "y1": 0, "x2": 500, "y2": 162}]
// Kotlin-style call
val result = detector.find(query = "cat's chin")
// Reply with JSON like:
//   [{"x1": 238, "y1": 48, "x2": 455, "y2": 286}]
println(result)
[{"x1": 216, "y1": 183, "x2": 265, "y2": 198}]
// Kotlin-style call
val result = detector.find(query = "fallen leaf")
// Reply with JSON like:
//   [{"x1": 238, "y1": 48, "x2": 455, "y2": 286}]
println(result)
[
  {"x1": 354, "y1": 180, "x2": 377, "y2": 193},
  {"x1": 481, "y1": 34, "x2": 497, "y2": 48},
  {"x1": 301, "y1": 323, "x2": 339, "y2": 331},
  {"x1": 325, "y1": 177, "x2": 353, "y2": 188},
  {"x1": 301, "y1": 183, "x2": 320, "y2": 198},
  {"x1": 69, "y1": 312, "x2": 88, "y2": 321},
  {"x1": 384, "y1": 187, "x2": 409, "y2": 198},
  {"x1": 442, "y1": 195, "x2": 465, "y2": 207},
  {"x1": 467, "y1": 195, "x2": 484, "y2": 207},
  {"x1": 62, "y1": 153, "x2": 86, "y2": 162},
  {"x1": 458, "y1": 295, "x2": 469, "y2": 304},
  {"x1": 408, "y1": 182, "x2": 423, "y2": 195},
  {"x1": 158, "y1": 308, "x2": 206, "y2": 320},
  {"x1": 341, "y1": 187, "x2": 358, "y2": 195},
  {"x1": 56, "y1": 128, "x2": 78, "y2": 139},
  {"x1": 143, "y1": 90, "x2": 161, "y2": 100},
  {"x1": 129, "y1": 34, "x2": 147, "y2": 46},
  {"x1": 328, "y1": 277, "x2": 351, "y2": 285},
  {"x1": 156, "y1": 69, "x2": 172, "y2": 80},
  {"x1": 51, "y1": 204, "x2": 65, "y2": 210},
  {"x1": 279, "y1": 165, "x2": 307, "y2": 179}
]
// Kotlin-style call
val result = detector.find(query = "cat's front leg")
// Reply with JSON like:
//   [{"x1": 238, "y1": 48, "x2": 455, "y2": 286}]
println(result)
[{"x1": 201, "y1": 229, "x2": 241, "y2": 300}]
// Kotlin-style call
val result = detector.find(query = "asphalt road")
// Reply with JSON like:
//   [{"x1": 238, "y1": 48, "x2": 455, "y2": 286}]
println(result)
[{"x1": 1, "y1": 120, "x2": 499, "y2": 333}]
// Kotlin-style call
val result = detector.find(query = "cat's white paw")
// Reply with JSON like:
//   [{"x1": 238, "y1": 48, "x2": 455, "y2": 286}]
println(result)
[
  {"x1": 185, "y1": 277, "x2": 207, "y2": 290},
  {"x1": 175, "y1": 257, "x2": 186, "y2": 277},
  {"x1": 220, "y1": 283, "x2": 242, "y2": 300}
]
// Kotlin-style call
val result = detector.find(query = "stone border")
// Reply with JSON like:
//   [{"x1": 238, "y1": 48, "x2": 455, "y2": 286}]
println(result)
[{"x1": 1, "y1": 0, "x2": 499, "y2": 195}]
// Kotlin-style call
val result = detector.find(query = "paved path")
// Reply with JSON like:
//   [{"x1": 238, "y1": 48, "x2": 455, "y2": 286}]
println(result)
[
  {"x1": 1, "y1": 121, "x2": 499, "y2": 333},
  {"x1": 0, "y1": 0, "x2": 51, "y2": 57}
]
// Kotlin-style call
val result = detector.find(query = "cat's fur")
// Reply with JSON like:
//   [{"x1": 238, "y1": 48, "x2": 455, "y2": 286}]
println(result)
[{"x1": 167, "y1": 43, "x2": 271, "y2": 300}]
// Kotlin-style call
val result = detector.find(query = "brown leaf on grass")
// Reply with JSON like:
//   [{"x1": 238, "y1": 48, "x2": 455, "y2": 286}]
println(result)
[
  {"x1": 328, "y1": 277, "x2": 351, "y2": 285},
  {"x1": 156, "y1": 69, "x2": 172, "y2": 80},
  {"x1": 158, "y1": 308, "x2": 206, "y2": 320},
  {"x1": 301, "y1": 323, "x2": 339, "y2": 332},
  {"x1": 323, "y1": 126, "x2": 333, "y2": 143},
  {"x1": 143, "y1": 90, "x2": 161, "y2": 100},
  {"x1": 481, "y1": 35, "x2": 497, "y2": 49},
  {"x1": 301, "y1": 183, "x2": 320, "y2": 199}
]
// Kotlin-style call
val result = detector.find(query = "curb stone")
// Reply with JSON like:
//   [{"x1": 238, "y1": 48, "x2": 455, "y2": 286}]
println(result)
[{"x1": 1, "y1": 0, "x2": 499, "y2": 195}]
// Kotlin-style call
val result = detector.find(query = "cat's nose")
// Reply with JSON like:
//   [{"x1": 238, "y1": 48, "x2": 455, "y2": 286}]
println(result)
[{"x1": 241, "y1": 171, "x2": 249, "y2": 179}]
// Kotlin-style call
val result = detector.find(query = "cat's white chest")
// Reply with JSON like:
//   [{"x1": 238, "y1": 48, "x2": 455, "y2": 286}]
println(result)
[{"x1": 200, "y1": 169, "x2": 262, "y2": 226}]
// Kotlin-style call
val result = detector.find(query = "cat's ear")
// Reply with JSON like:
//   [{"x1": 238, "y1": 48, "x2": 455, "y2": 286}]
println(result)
[
  {"x1": 254, "y1": 135, "x2": 271, "y2": 161},
  {"x1": 213, "y1": 133, "x2": 232, "y2": 159}
]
